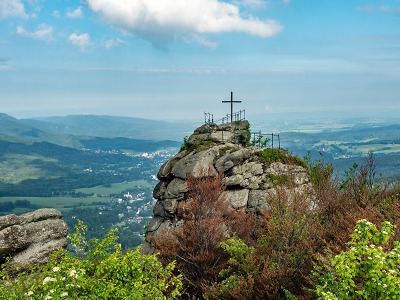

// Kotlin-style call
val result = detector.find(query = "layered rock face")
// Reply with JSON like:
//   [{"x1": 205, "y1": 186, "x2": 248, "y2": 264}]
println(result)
[
  {"x1": 0, "y1": 208, "x2": 68, "y2": 273},
  {"x1": 142, "y1": 121, "x2": 310, "y2": 254}
]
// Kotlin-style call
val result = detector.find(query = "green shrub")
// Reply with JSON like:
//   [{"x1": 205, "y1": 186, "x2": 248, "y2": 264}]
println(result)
[
  {"x1": 311, "y1": 219, "x2": 400, "y2": 300},
  {"x1": 181, "y1": 138, "x2": 214, "y2": 153},
  {"x1": 205, "y1": 236, "x2": 256, "y2": 300},
  {"x1": 256, "y1": 148, "x2": 307, "y2": 168},
  {"x1": 267, "y1": 173, "x2": 290, "y2": 186},
  {"x1": 0, "y1": 221, "x2": 182, "y2": 300},
  {"x1": 180, "y1": 136, "x2": 189, "y2": 151},
  {"x1": 250, "y1": 133, "x2": 270, "y2": 148}
]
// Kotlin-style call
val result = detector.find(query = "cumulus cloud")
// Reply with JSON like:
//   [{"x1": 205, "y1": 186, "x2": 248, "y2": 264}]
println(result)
[
  {"x1": 104, "y1": 38, "x2": 125, "y2": 49},
  {"x1": 0, "y1": 0, "x2": 26, "y2": 19},
  {"x1": 16, "y1": 24, "x2": 53, "y2": 40},
  {"x1": 69, "y1": 33, "x2": 91, "y2": 50},
  {"x1": 86, "y1": 0, "x2": 283, "y2": 45},
  {"x1": 66, "y1": 6, "x2": 83, "y2": 19}
]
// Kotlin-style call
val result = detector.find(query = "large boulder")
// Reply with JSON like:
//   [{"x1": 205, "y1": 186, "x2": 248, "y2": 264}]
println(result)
[
  {"x1": 0, "y1": 208, "x2": 68, "y2": 273},
  {"x1": 142, "y1": 121, "x2": 311, "y2": 254},
  {"x1": 171, "y1": 149, "x2": 218, "y2": 179}
]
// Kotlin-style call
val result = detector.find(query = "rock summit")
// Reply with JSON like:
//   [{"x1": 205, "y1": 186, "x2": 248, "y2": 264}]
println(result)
[{"x1": 142, "y1": 121, "x2": 310, "y2": 254}]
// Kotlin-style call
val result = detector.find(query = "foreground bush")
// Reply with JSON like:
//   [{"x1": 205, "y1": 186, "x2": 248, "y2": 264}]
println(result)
[
  {"x1": 205, "y1": 186, "x2": 321, "y2": 299},
  {"x1": 311, "y1": 219, "x2": 400, "y2": 300},
  {"x1": 152, "y1": 173, "x2": 260, "y2": 299},
  {"x1": 0, "y1": 221, "x2": 182, "y2": 300}
]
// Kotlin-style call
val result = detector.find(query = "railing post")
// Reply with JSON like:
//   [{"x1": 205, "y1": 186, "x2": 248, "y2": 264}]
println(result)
[
  {"x1": 278, "y1": 134, "x2": 280, "y2": 149},
  {"x1": 272, "y1": 134, "x2": 274, "y2": 149}
]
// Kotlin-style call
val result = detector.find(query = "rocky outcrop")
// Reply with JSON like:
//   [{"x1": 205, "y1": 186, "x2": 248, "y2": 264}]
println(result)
[
  {"x1": 0, "y1": 208, "x2": 68, "y2": 273},
  {"x1": 142, "y1": 121, "x2": 310, "y2": 254}
]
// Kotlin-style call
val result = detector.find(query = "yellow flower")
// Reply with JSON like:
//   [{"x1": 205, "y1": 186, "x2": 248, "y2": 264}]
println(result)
[{"x1": 60, "y1": 292, "x2": 68, "y2": 298}]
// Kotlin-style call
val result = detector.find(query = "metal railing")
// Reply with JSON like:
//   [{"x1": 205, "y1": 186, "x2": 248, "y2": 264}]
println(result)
[
  {"x1": 250, "y1": 131, "x2": 280, "y2": 149},
  {"x1": 218, "y1": 109, "x2": 246, "y2": 124},
  {"x1": 203, "y1": 110, "x2": 281, "y2": 148},
  {"x1": 204, "y1": 112, "x2": 214, "y2": 124}
]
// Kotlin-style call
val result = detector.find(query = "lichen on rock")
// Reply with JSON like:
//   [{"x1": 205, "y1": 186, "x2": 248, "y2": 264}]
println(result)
[{"x1": 0, "y1": 208, "x2": 68, "y2": 274}]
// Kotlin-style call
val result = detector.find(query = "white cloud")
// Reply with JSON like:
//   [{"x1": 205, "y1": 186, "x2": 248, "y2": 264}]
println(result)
[
  {"x1": 52, "y1": 10, "x2": 60, "y2": 17},
  {"x1": 358, "y1": 5, "x2": 390, "y2": 12},
  {"x1": 69, "y1": 33, "x2": 91, "y2": 50},
  {"x1": 184, "y1": 34, "x2": 217, "y2": 49},
  {"x1": 0, "y1": 0, "x2": 26, "y2": 19},
  {"x1": 104, "y1": 38, "x2": 125, "y2": 49},
  {"x1": 86, "y1": 0, "x2": 283, "y2": 45},
  {"x1": 66, "y1": 6, "x2": 83, "y2": 19},
  {"x1": 242, "y1": 0, "x2": 266, "y2": 9},
  {"x1": 242, "y1": 0, "x2": 290, "y2": 9},
  {"x1": 16, "y1": 24, "x2": 53, "y2": 40},
  {"x1": 358, "y1": 5, "x2": 400, "y2": 14}
]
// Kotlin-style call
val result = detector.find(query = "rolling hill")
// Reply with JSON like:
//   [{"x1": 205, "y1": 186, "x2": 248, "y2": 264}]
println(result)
[
  {"x1": 21, "y1": 115, "x2": 197, "y2": 141},
  {"x1": 0, "y1": 113, "x2": 182, "y2": 196}
]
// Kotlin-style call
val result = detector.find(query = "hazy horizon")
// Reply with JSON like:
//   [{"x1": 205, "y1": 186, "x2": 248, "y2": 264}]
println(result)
[{"x1": 6, "y1": 106, "x2": 400, "y2": 124}]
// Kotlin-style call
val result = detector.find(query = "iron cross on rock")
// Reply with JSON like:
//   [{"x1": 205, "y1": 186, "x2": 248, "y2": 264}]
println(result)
[{"x1": 222, "y1": 91, "x2": 242, "y2": 123}]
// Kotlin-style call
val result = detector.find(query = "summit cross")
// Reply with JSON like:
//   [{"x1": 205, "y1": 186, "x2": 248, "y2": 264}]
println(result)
[{"x1": 222, "y1": 91, "x2": 242, "y2": 123}]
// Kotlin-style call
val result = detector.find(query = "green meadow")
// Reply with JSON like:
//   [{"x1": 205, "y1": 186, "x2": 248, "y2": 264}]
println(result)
[
  {"x1": 75, "y1": 180, "x2": 154, "y2": 195},
  {"x1": 0, "y1": 180, "x2": 155, "y2": 215},
  {"x1": 0, "y1": 154, "x2": 59, "y2": 184},
  {"x1": 0, "y1": 196, "x2": 108, "y2": 213}
]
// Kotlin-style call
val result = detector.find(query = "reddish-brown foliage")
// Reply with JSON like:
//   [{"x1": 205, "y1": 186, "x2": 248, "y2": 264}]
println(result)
[
  {"x1": 151, "y1": 173, "x2": 256, "y2": 298},
  {"x1": 152, "y1": 157, "x2": 400, "y2": 300}
]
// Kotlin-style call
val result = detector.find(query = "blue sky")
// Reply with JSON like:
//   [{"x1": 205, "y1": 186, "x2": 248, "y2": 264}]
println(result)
[{"x1": 0, "y1": 0, "x2": 399, "y2": 121}]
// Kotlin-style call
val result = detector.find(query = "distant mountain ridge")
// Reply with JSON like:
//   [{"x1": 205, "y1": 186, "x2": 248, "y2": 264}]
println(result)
[
  {"x1": 0, "y1": 112, "x2": 197, "y2": 150},
  {"x1": 22, "y1": 114, "x2": 196, "y2": 141},
  {"x1": 0, "y1": 113, "x2": 82, "y2": 148}
]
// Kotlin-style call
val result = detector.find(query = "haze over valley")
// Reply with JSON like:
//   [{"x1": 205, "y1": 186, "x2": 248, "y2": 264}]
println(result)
[{"x1": 1, "y1": 112, "x2": 399, "y2": 248}]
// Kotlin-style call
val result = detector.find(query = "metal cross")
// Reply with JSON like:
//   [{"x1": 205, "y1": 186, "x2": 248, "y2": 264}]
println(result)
[{"x1": 222, "y1": 91, "x2": 241, "y2": 123}]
